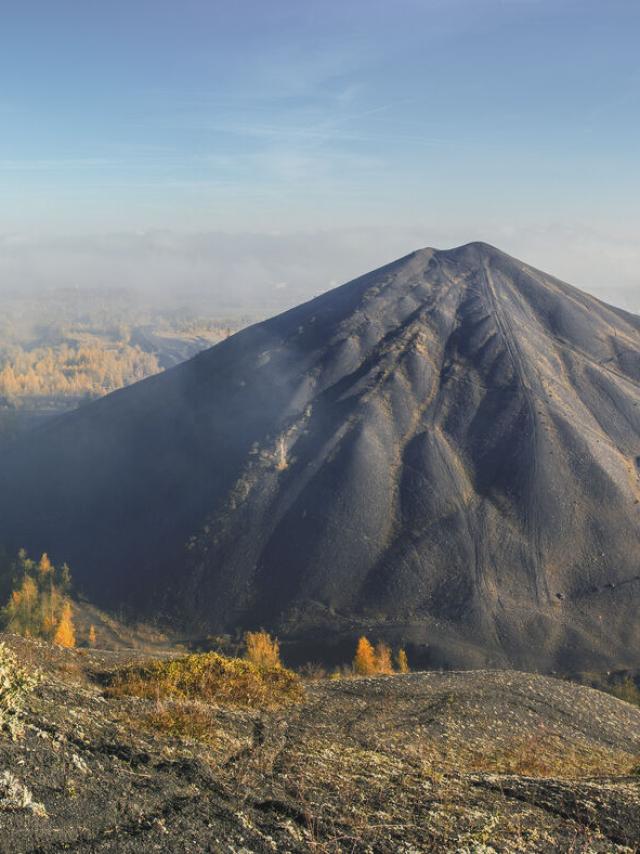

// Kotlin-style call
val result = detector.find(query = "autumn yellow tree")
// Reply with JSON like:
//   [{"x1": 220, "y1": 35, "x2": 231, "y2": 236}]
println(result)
[
  {"x1": 38, "y1": 553, "x2": 53, "y2": 576},
  {"x1": 353, "y1": 636, "x2": 377, "y2": 675},
  {"x1": 2, "y1": 549, "x2": 75, "y2": 642},
  {"x1": 88, "y1": 625, "x2": 97, "y2": 647},
  {"x1": 396, "y1": 648, "x2": 410, "y2": 674},
  {"x1": 39, "y1": 586, "x2": 62, "y2": 638},
  {"x1": 58, "y1": 563, "x2": 72, "y2": 593},
  {"x1": 374, "y1": 641, "x2": 394, "y2": 675},
  {"x1": 38, "y1": 552, "x2": 58, "y2": 637},
  {"x1": 244, "y1": 630, "x2": 281, "y2": 668},
  {"x1": 0, "y1": 340, "x2": 161, "y2": 399},
  {"x1": 4, "y1": 575, "x2": 39, "y2": 636},
  {"x1": 53, "y1": 601, "x2": 76, "y2": 648},
  {"x1": 0, "y1": 364, "x2": 19, "y2": 396}
]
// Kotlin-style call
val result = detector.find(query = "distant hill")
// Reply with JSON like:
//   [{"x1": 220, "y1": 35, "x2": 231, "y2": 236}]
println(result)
[{"x1": 1, "y1": 242, "x2": 639, "y2": 670}]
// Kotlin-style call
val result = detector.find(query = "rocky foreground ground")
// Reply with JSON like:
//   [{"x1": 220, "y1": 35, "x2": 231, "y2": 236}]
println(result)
[{"x1": 1, "y1": 636, "x2": 640, "y2": 852}]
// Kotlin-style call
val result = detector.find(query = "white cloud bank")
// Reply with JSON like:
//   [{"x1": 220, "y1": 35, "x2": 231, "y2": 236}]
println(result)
[{"x1": 0, "y1": 223, "x2": 637, "y2": 314}]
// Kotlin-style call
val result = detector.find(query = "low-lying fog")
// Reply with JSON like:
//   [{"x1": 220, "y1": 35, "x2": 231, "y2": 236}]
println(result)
[{"x1": 0, "y1": 225, "x2": 638, "y2": 316}]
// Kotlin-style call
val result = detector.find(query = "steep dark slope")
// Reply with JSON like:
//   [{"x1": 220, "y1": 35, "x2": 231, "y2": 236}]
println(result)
[{"x1": 1, "y1": 242, "x2": 639, "y2": 669}]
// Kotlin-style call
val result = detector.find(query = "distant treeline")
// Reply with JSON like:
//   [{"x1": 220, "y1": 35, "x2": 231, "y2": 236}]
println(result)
[
  {"x1": 0, "y1": 342, "x2": 160, "y2": 399},
  {"x1": 0, "y1": 305, "x2": 254, "y2": 403}
]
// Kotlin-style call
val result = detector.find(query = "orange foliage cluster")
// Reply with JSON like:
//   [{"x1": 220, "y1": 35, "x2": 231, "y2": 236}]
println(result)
[
  {"x1": 53, "y1": 601, "x2": 76, "y2": 649},
  {"x1": 244, "y1": 630, "x2": 282, "y2": 668},
  {"x1": 353, "y1": 636, "x2": 410, "y2": 676},
  {"x1": 397, "y1": 648, "x2": 410, "y2": 674},
  {"x1": 1, "y1": 549, "x2": 75, "y2": 647},
  {"x1": 0, "y1": 342, "x2": 159, "y2": 399}
]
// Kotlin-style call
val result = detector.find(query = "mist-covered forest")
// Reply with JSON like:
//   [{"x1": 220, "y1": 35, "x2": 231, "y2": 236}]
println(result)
[{"x1": 0, "y1": 287, "x2": 259, "y2": 442}]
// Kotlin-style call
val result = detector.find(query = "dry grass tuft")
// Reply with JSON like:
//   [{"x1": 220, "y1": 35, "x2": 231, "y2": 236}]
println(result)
[
  {"x1": 139, "y1": 699, "x2": 224, "y2": 743},
  {"x1": 0, "y1": 642, "x2": 37, "y2": 738},
  {"x1": 450, "y1": 728, "x2": 638, "y2": 778},
  {"x1": 106, "y1": 650, "x2": 304, "y2": 709}
]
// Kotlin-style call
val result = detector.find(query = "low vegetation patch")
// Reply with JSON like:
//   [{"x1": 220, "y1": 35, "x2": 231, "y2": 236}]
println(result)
[
  {"x1": 106, "y1": 650, "x2": 304, "y2": 709},
  {"x1": 463, "y1": 730, "x2": 638, "y2": 778},
  {"x1": 138, "y1": 700, "x2": 224, "y2": 744},
  {"x1": 0, "y1": 642, "x2": 37, "y2": 738},
  {"x1": 567, "y1": 671, "x2": 640, "y2": 709},
  {"x1": 608, "y1": 677, "x2": 640, "y2": 707}
]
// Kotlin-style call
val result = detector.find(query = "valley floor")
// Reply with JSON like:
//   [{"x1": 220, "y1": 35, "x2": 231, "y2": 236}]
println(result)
[{"x1": 1, "y1": 635, "x2": 640, "y2": 852}]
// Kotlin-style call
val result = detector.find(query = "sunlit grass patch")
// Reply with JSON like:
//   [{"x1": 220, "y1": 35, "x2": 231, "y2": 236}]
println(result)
[
  {"x1": 138, "y1": 699, "x2": 224, "y2": 744},
  {"x1": 106, "y1": 650, "x2": 304, "y2": 709},
  {"x1": 455, "y1": 730, "x2": 638, "y2": 778}
]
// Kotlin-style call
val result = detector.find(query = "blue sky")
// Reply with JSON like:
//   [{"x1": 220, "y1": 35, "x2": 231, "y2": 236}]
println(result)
[{"x1": 0, "y1": 0, "x2": 639, "y2": 304}]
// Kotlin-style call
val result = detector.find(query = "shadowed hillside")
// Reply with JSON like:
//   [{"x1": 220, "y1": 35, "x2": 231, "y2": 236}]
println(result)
[{"x1": 1, "y1": 242, "x2": 639, "y2": 670}]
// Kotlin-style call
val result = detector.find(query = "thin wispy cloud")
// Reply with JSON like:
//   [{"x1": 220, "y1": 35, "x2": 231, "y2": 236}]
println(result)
[{"x1": 0, "y1": 158, "x2": 121, "y2": 172}]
